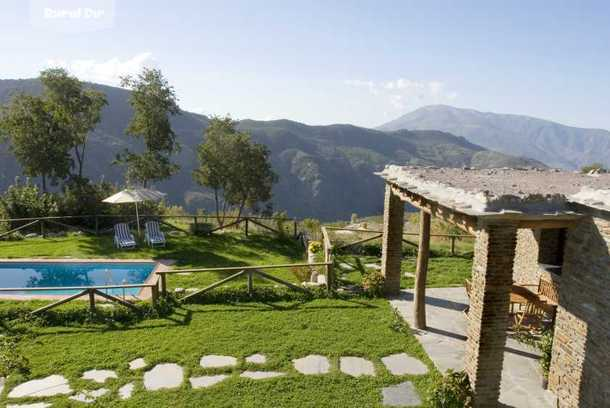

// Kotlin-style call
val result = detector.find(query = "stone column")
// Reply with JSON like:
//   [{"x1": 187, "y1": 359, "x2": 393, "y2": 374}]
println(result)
[
  {"x1": 465, "y1": 224, "x2": 517, "y2": 407},
  {"x1": 414, "y1": 210, "x2": 431, "y2": 329},
  {"x1": 381, "y1": 184, "x2": 404, "y2": 296}
]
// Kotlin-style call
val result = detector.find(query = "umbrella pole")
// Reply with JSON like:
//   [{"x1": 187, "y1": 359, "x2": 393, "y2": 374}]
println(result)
[{"x1": 136, "y1": 201, "x2": 141, "y2": 237}]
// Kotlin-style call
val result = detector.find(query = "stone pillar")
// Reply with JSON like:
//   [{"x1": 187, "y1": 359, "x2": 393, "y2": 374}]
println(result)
[
  {"x1": 465, "y1": 224, "x2": 517, "y2": 407},
  {"x1": 414, "y1": 210, "x2": 431, "y2": 329},
  {"x1": 381, "y1": 184, "x2": 404, "y2": 296}
]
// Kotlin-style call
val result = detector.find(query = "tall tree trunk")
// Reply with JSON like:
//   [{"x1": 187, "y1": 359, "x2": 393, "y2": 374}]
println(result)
[{"x1": 214, "y1": 188, "x2": 223, "y2": 227}]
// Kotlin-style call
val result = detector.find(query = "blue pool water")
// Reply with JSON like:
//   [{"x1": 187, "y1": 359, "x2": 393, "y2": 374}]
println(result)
[{"x1": 0, "y1": 262, "x2": 156, "y2": 296}]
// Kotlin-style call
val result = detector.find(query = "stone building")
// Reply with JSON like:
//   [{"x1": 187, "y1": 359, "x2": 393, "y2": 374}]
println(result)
[{"x1": 377, "y1": 165, "x2": 610, "y2": 407}]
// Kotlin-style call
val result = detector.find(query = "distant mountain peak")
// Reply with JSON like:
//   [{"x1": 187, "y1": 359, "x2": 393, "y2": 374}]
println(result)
[{"x1": 378, "y1": 105, "x2": 610, "y2": 170}]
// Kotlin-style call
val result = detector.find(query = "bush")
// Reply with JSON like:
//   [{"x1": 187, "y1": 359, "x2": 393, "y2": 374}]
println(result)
[
  {"x1": 0, "y1": 337, "x2": 30, "y2": 377},
  {"x1": 1, "y1": 178, "x2": 58, "y2": 220},
  {"x1": 58, "y1": 177, "x2": 117, "y2": 218},
  {"x1": 539, "y1": 330, "x2": 554, "y2": 378},
  {"x1": 362, "y1": 269, "x2": 385, "y2": 297},
  {"x1": 428, "y1": 370, "x2": 473, "y2": 408}
]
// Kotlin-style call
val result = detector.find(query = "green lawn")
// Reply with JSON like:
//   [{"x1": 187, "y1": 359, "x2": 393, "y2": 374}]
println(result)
[
  {"x1": 335, "y1": 255, "x2": 472, "y2": 289},
  {"x1": 1, "y1": 298, "x2": 438, "y2": 407},
  {"x1": 0, "y1": 232, "x2": 305, "y2": 290}
]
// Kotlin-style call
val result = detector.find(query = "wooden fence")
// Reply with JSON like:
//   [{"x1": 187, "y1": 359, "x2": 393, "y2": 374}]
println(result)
[
  {"x1": 156, "y1": 261, "x2": 333, "y2": 301},
  {"x1": 0, "y1": 280, "x2": 160, "y2": 315},
  {"x1": 0, "y1": 214, "x2": 300, "y2": 239}
]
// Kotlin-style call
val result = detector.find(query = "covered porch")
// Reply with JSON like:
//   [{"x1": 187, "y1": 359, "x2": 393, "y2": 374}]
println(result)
[{"x1": 377, "y1": 166, "x2": 597, "y2": 407}]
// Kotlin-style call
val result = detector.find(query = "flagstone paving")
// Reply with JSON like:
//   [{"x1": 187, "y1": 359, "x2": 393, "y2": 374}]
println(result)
[
  {"x1": 81, "y1": 369, "x2": 118, "y2": 383},
  {"x1": 129, "y1": 358, "x2": 147, "y2": 370},
  {"x1": 119, "y1": 382, "x2": 135, "y2": 400},
  {"x1": 381, "y1": 353, "x2": 429, "y2": 376},
  {"x1": 8, "y1": 375, "x2": 72, "y2": 398},
  {"x1": 189, "y1": 375, "x2": 229, "y2": 389},
  {"x1": 143, "y1": 363, "x2": 184, "y2": 391},
  {"x1": 7, "y1": 403, "x2": 52, "y2": 408},
  {"x1": 5, "y1": 353, "x2": 430, "y2": 405},
  {"x1": 240, "y1": 371, "x2": 285, "y2": 380},
  {"x1": 245, "y1": 353, "x2": 267, "y2": 364},
  {"x1": 200, "y1": 355, "x2": 238, "y2": 368},
  {"x1": 69, "y1": 388, "x2": 109, "y2": 403},
  {"x1": 292, "y1": 355, "x2": 330, "y2": 375},
  {"x1": 340, "y1": 357, "x2": 376, "y2": 377},
  {"x1": 381, "y1": 381, "x2": 422, "y2": 407}
]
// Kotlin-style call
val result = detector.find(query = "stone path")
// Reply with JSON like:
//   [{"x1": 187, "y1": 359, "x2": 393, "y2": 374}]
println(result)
[
  {"x1": 339, "y1": 357, "x2": 375, "y2": 377},
  {"x1": 7, "y1": 403, "x2": 52, "y2": 408},
  {"x1": 5, "y1": 352, "x2": 428, "y2": 406},
  {"x1": 382, "y1": 381, "x2": 421, "y2": 407},
  {"x1": 292, "y1": 355, "x2": 330, "y2": 375},
  {"x1": 381, "y1": 353, "x2": 428, "y2": 376},
  {"x1": 81, "y1": 369, "x2": 118, "y2": 383},
  {"x1": 143, "y1": 363, "x2": 184, "y2": 391}
]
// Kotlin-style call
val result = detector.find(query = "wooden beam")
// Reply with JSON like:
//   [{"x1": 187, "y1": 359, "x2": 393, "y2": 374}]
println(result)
[{"x1": 414, "y1": 210, "x2": 431, "y2": 329}]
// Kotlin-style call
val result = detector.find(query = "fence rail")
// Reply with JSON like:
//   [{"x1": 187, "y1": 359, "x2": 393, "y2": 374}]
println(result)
[
  {"x1": 157, "y1": 261, "x2": 333, "y2": 300},
  {"x1": 0, "y1": 280, "x2": 160, "y2": 315}
]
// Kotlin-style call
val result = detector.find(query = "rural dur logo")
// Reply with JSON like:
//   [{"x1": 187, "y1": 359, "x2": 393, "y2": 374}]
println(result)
[{"x1": 30, "y1": 0, "x2": 115, "y2": 33}]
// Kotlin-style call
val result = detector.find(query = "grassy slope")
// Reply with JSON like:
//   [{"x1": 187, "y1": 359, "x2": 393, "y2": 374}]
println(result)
[{"x1": 2, "y1": 299, "x2": 437, "y2": 407}]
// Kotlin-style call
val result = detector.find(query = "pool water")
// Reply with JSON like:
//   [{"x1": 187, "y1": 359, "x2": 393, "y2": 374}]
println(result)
[{"x1": 0, "y1": 262, "x2": 156, "y2": 296}]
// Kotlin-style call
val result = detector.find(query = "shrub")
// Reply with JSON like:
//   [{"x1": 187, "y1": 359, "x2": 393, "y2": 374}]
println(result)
[
  {"x1": 0, "y1": 337, "x2": 30, "y2": 377},
  {"x1": 58, "y1": 177, "x2": 117, "y2": 218},
  {"x1": 273, "y1": 210, "x2": 290, "y2": 236},
  {"x1": 362, "y1": 269, "x2": 385, "y2": 296},
  {"x1": 0, "y1": 203, "x2": 9, "y2": 235},
  {"x1": 308, "y1": 240, "x2": 322, "y2": 254},
  {"x1": 428, "y1": 370, "x2": 473, "y2": 408},
  {"x1": 1, "y1": 179, "x2": 58, "y2": 220},
  {"x1": 539, "y1": 330, "x2": 554, "y2": 378}
]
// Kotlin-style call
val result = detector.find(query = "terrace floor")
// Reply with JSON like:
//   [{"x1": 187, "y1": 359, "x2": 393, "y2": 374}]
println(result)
[{"x1": 391, "y1": 287, "x2": 557, "y2": 408}]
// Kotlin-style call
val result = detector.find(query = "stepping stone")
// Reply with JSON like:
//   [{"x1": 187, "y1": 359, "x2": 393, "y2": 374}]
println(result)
[
  {"x1": 240, "y1": 371, "x2": 285, "y2": 380},
  {"x1": 339, "y1": 357, "x2": 375, "y2": 377},
  {"x1": 339, "y1": 263, "x2": 354, "y2": 270},
  {"x1": 403, "y1": 272, "x2": 415, "y2": 278},
  {"x1": 382, "y1": 381, "x2": 421, "y2": 406},
  {"x1": 129, "y1": 358, "x2": 147, "y2": 370},
  {"x1": 70, "y1": 388, "x2": 109, "y2": 403},
  {"x1": 185, "y1": 288, "x2": 200, "y2": 293},
  {"x1": 245, "y1": 354, "x2": 267, "y2": 364},
  {"x1": 293, "y1": 355, "x2": 330, "y2": 375},
  {"x1": 144, "y1": 363, "x2": 184, "y2": 391},
  {"x1": 8, "y1": 375, "x2": 72, "y2": 398},
  {"x1": 7, "y1": 404, "x2": 52, "y2": 408},
  {"x1": 82, "y1": 369, "x2": 118, "y2": 383},
  {"x1": 381, "y1": 353, "x2": 428, "y2": 375},
  {"x1": 200, "y1": 355, "x2": 237, "y2": 368},
  {"x1": 119, "y1": 382, "x2": 135, "y2": 400},
  {"x1": 189, "y1": 375, "x2": 228, "y2": 389},
  {"x1": 365, "y1": 263, "x2": 382, "y2": 270}
]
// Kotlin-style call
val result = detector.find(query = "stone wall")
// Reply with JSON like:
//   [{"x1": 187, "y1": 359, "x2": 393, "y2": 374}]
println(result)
[
  {"x1": 549, "y1": 214, "x2": 610, "y2": 407},
  {"x1": 513, "y1": 228, "x2": 541, "y2": 284},
  {"x1": 380, "y1": 185, "x2": 404, "y2": 296}
]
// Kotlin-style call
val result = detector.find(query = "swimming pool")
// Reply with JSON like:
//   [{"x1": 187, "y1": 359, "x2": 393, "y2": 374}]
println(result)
[{"x1": 0, "y1": 261, "x2": 157, "y2": 296}]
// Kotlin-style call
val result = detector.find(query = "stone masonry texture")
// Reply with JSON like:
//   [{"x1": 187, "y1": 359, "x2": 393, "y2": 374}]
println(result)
[
  {"x1": 381, "y1": 184, "x2": 404, "y2": 296},
  {"x1": 465, "y1": 224, "x2": 517, "y2": 407}
]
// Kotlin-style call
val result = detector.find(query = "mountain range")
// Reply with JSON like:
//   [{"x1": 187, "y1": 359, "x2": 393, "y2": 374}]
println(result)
[
  {"x1": 1, "y1": 79, "x2": 545, "y2": 220},
  {"x1": 378, "y1": 105, "x2": 610, "y2": 170}
]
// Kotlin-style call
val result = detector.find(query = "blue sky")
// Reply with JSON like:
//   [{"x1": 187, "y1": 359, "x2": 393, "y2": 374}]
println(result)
[{"x1": 2, "y1": 0, "x2": 610, "y2": 129}]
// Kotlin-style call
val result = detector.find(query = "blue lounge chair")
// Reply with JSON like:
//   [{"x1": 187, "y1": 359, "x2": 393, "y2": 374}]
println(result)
[
  {"x1": 114, "y1": 223, "x2": 136, "y2": 249},
  {"x1": 145, "y1": 220, "x2": 166, "y2": 247}
]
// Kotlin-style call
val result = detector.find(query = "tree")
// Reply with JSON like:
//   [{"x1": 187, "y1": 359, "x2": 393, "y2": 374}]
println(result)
[
  {"x1": 193, "y1": 116, "x2": 277, "y2": 226},
  {"x1": 580, "y1": 163, "x2": 607, "y2": 174},
  {"x1": 0, "y1": 94, "x2": 72, "y2": 191},
  {"x1": 40, "y1": 68, "x2": 107, "y2": 178},
  {"x1": 116, "y1": 68, "x2": 180, "y2": 186}
]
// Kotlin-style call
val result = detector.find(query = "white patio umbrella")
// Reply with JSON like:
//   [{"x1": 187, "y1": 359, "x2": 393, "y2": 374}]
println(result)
[{"x1": 102, "y1": 188, "x2": 166, "y2": 236}]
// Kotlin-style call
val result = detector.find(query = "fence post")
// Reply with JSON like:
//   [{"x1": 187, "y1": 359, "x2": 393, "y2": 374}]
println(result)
[
  {"x1": 151, "y1": 282, "x2": 159, "y2": 306},
  {"x1": 94, "y1": 216, "x2": 99, "y2": 236},
  {"x1": 193, "y1": 216, "x2": 198, "y2": 236},
  {"x1": 245, "y1": 218, "x2": 249, "y2": 237},
  {"x1": 247, "y1": 270, "x2": 253, "y2": 295},
  {"x1": 88, "y1": 289, "x2": 96, "y2": 314},
  {"x1": 293, "y1": 219, "x2": 298, "y2": 238},
  {"x1": 327, "y1": 262, "x2": 333, "y2": 294},
  {"x1": 40, "y1": 220, "x2": 45, "y2": 238},
  {"x1": 160, "y1": 273, "x2": 167, "y2": 297},
  {"x1": 450, "y1": 236, "x2": 456, "y2": 256}
]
